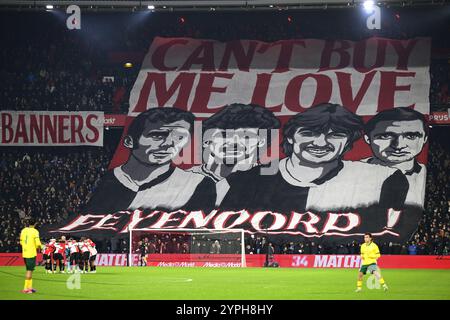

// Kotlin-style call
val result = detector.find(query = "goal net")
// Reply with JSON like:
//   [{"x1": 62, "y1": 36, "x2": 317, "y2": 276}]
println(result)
[{"x1": 129, "y1": 228, "x2": 246, "y2": 267}]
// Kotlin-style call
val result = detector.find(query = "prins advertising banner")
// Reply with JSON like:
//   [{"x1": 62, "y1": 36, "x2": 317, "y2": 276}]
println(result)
[{"x1": 49, "y1": 37, "x2": 431, "y2": 245}]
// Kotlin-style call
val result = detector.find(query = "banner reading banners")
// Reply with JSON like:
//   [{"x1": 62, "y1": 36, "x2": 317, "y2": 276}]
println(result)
[
  {"x1": 48, "y1": 37, "x2": 431, "y2": 246},
  {"x1": 0, "y1": 111, "x2": 104, "y2": 146}
]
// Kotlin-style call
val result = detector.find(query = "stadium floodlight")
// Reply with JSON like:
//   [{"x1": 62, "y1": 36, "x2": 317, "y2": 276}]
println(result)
[
  {"x1": 147, "y1": 5, "x2": 155, "y2": 10},
  {"x1": 45, "y1": 5, "x2": 53, "y2": 10},
  {"x1": 363, "y1": 0, "x2": 375, "y2": 13}
]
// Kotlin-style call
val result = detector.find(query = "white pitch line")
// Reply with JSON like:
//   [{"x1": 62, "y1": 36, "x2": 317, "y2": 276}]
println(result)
[{"x1": 158, "y1": 278, "x2": 193, "y2": 283}]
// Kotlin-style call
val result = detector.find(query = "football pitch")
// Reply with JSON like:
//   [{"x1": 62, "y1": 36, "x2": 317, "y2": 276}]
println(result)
[{"x1": 0, "y1": 267, "x2": 449, "y2": 300}]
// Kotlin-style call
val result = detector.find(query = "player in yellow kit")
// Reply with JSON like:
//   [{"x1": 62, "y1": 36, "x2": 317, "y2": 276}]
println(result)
[
  {"x1": 355, "y1": 233, "x2": 388, "y2": 292},
  {"x1": 19, "y1": 218, "x2": 42, "y2": 294}
]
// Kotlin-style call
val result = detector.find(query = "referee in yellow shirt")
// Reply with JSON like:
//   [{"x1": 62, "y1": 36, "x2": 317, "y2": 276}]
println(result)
[
  {"x1": 19, "y1": 218, "x2": 42, "y2": 294},
  {"x1": 356, "y1": 232, "x2": 388, "y2": 292}
]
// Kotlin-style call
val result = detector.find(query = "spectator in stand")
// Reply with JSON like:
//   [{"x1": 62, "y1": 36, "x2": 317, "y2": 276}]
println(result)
[
  {"x1": 245, "y1": 244, "x2": 254, "y2": 254},
  {"x1": 318, "y1": 244, "x2": 325, "y2": 254},
  {"x1": 296, "y1": 243, "x2": 305, "y2": 254},
  {"x1": 408, "y1": 242, "x2": 418, "y2": 255},
  {"x1": 210, "y1": 240, "x2": 221, "y2": 254},
  {"x1": 349, "y1": 241, "x2": 359, "y2": 254},
  {"x1": 180, "y1": 242, "x2": 189, "y2": 254},
  {"x1": 310, "y1": 242, "x2": 318, "y2": 254},
  {"x1": 287, "y1": 242, "x2": 295, "y2": 254},
  {"x1": 337, "y1": 244, "x2": 349, "y2": 255},
  {"x1": 166, "y1": 237, "x2": 179, "y2": 254}
]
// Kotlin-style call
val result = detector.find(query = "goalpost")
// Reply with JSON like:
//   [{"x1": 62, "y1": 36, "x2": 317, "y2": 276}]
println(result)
[{"x1": 128, "y1": 228, "x2": 247, "y2": 267}]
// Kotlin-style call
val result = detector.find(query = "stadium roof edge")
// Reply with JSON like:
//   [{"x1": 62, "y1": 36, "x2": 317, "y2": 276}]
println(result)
[{"x1": 0, "y1": 0, "x2": 449, "y2": 11}]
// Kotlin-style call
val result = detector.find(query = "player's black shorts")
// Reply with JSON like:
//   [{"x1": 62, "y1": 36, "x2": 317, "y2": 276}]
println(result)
[
  {"x1": 43, "y1": 254, "x2": 52, "y2": 260},
  {"x1": 53, "y1": 253, "x2": 63, "y2": 260},
  {"x1": 24, "y1": 257, "x2": 36, "y2": 271},
  {"x1": 82, "y1": 252, "x2": 90, "y2": 261},
  {"x1": 89, "y1": 255, "x2": 96, "y2": 263},
  {"x1": 359, "y1": 263, "x2": 377, "y2": 275},
  {"x1": 70, "y1": 253, "x2": 79, "y2": 264}
]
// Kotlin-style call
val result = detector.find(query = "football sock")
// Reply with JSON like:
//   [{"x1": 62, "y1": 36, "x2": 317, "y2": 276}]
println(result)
[
  {"x1": 357, "y1": 280, "x2": 362, "y2": 288},
  {"x1": 24, "y1": 279, "x2": 32, "y2": 290}
]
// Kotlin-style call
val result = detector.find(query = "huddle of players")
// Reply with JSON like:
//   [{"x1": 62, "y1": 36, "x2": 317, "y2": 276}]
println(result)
[{"x1": 42, "y1": 236, "x2": 97, "y2": 273}]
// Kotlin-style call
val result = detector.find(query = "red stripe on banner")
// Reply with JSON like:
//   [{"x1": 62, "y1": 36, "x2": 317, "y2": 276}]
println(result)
[
  {"x1": 144, "y1": 254, "x2": 450, "y2": 269},
  {"x1": 104, "y1": 114, "x2": 127, "y2": 127},
  {"x1": 0, "y1": 254, "x2": 43, "y2": 266},
  {"x1": 108, "y1": 116, "x2": 134, "y2": 170},
  {"x1": 3, "y1": 254, "x2": 446, "y2": 269}
]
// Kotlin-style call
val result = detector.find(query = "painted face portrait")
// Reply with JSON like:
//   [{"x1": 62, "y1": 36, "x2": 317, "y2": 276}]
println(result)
[
  {"x1": 366, "y1": 119, "x2": 427, "y2": 165},
  {"x1": 131, "y1": 120, "x2": 191, "y2": 165},
  {"x1": 203, "y1": 128, "x2": 264, "y2": 165},
  {"x1": 287, "y1": 128, "x2": 349, "y2": 164}
]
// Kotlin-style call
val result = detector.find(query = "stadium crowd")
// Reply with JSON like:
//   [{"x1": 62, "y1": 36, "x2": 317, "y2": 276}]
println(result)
[
  {"x1": 430, "y1": 60, "x2": 450, "y2": 112},
  {"x1": 1, "y1": 10, "x2": 449, "y2": 115},
  {"x1": 0, "y1": 147, "x2": 114, "y2": 253},
  {"x1": 0, "y1": 10, "x2": 449, "y2": 256}
]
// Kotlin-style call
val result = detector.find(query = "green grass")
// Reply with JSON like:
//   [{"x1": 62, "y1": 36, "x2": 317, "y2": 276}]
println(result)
[{"x1": 0, "y1": 267, "x2": 449, "y2": 300}]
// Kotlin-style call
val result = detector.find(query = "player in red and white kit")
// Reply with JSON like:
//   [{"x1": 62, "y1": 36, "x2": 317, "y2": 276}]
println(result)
[
  {"x1": 53, "y1": 237, "x2": 67, "y2": 273},
  {"x1": 43, "y1": 238, "x2": 56, "y2": 274},
  {"x1": 86, "y1": 239, "x2": 98, "y2": 273},
  {"x1": 78, "y1": 237, "x2": 90, "y2": 273},
  {"x1": 67, "y1": 238, "x2": 80, "y2": 273}
]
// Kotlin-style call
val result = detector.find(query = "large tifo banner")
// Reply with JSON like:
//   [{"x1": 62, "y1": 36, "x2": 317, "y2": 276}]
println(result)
[
  {"x1": 49, "y1": 37, "x2": 431, "y2": 245},
  {"x1": 0, "y1": 111, "x2": 104, "y2": 146}
]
